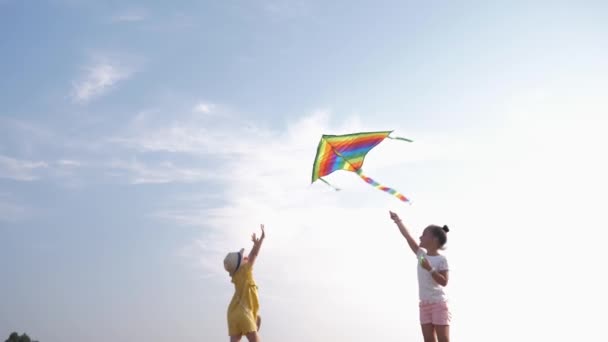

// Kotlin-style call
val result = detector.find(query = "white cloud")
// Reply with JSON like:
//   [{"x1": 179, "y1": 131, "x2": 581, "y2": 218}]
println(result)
[
  {"x1": 71, "y1": 59, "x2": 133, "y2": 103},
  {"x1": 193, "y1": 102, "x2": 214, "y2": 114},
  {"x1": 0, "y1": 155, "x2": 48, "y2": 181},
  {"x1": 153, "y1": 109, "x2": 431, "y2": 275}
]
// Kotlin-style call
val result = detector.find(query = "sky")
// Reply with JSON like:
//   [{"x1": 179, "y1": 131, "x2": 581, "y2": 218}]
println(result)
[{"x1": 1, "y1": 1, "x2": 607, "y2": 341}]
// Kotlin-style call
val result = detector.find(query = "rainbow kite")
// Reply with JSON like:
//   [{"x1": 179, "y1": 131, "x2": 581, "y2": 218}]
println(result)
[{"x1": 311, "y1": 130, "x2": 412, "y2": 202}]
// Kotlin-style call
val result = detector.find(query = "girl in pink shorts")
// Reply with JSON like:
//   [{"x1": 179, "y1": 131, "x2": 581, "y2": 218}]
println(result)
[{"x1": 389, "y1": 211, "x2": 452, "y2": 342}]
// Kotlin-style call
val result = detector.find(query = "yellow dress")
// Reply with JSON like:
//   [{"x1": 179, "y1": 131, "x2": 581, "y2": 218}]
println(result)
[{"x1": 227, "y1": 262, "x2": 260, "y2": 336}]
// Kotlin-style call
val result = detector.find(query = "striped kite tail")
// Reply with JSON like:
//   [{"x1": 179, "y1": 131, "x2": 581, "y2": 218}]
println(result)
[{"x1": 355, "y1": 169, "x2": 409, "y2": 203}]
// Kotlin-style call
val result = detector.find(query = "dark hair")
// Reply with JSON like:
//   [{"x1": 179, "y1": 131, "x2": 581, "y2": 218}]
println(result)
[{"x1": 429, "y1": 225, "x2": 449, "y2": 248}]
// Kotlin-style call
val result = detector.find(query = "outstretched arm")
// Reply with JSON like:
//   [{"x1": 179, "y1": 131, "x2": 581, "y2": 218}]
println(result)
[
  {"x1": 389, "y1": 211, "x2": 420, "y2": 255},
  {"x1": 248, "y1": 224, "x2": 265, "y2": 266}
]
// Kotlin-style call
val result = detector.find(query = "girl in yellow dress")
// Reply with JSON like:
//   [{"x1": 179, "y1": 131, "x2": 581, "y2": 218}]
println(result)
[{"x1": 223, "y1": 224, "x2": 265, "y2": 342}]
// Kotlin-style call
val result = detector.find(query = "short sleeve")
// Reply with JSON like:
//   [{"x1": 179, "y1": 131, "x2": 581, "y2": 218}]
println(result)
[
  {"x1": 234, "y1": 262, "x2": 252, "y2": 278},
  {"x1": 438, "y1": 256, "x2": 449, "y2": 271}
]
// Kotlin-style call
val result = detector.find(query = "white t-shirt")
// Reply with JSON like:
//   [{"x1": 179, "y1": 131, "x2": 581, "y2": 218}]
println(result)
[{"x1": 416, "y1": 248, "x2": 449, "y2": 303}]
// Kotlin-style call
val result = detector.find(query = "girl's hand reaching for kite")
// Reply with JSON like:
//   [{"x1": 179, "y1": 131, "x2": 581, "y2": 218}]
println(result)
[
  {"x1": 389, "y1": 211, "x2": 401, "y2": 222},
  {"x1": 252, "y1": 224, "x2": 265, "y2": 245},
  {"x1": 248, "y1": 224, "x2": 265, "y2": 266},
  {"x1": 389, "y1": 211, "x2": 420, "y2": 255}
]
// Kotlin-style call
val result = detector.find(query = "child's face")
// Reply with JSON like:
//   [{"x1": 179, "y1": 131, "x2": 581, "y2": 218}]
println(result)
[{"x1": 419, "y1": 228, "x2": 435, "y2": 249}]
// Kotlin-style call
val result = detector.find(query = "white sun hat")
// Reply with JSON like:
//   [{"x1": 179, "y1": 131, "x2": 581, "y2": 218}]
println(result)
[{"x1": 223, "y1": 248, "x2": 245, "y2": 275}]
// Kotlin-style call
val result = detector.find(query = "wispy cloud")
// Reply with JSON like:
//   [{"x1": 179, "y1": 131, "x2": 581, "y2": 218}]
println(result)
[
  {"x1": 56, "y1": 159, "x2": 82, "y2": 167},
  {"x1": 110, "y1": 125, "x2": 219, "y2": 154},
  {"x1": 111, "y1": 10, "x2": 146, "y2": 23},
  {"x1": 71, "y1": 58, "x2": 134, "y2": 103},
  {"x1": 0, "y1": 155, "x2": 48, "y2": 181},
  {"x1": 107, "y1": 159, "x2": 216, "y2": 184},
  {"x1": 0, "y1": 155, "x2": 89, "y2": 184},
  {"x1": 110, "y1": 105, "x2": 266, "y2": 155}
]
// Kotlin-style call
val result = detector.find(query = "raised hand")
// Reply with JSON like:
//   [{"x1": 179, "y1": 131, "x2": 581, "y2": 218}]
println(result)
[
  {"x1": 390, "y1": 211, "x2": 420, "y2": 255},
  {"x1": 248, "y1": 224, "x2": 265, "y2": 265},
  {"x1": 252, "y1": 224, "x2": 265, "y2": 244},
  {"x1": 389, "y1": 211, "x2": 401, "y2": 222}
]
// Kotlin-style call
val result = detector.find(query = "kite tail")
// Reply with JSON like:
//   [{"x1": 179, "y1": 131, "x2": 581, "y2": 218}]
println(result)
[{"x1": 355, "y1": 169, "x2": 409, "y2": 203}]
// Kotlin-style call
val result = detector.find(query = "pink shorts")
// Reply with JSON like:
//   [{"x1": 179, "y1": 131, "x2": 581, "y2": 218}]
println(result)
[{"x1": 419, "y1": 300, "x2": 451, "y2": 325}]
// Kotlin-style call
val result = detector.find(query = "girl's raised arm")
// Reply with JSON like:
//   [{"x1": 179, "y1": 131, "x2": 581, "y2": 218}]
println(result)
[
  {"x1": 389, "y1": 211, "x2": 419, "y2": 255},
  {"x1": 248, "y1": 224, "x2": 265, "y2": 266}
]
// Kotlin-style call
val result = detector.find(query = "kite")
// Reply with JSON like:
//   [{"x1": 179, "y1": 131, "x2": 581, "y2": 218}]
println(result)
[{"x1": 311, "y1": 130, "x2": 412, "y2": 202}]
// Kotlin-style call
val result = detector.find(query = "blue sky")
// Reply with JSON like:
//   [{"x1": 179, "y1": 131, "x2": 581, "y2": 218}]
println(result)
[{"x1": 1, "y1": 1, "x2": 607, "y2": 341}]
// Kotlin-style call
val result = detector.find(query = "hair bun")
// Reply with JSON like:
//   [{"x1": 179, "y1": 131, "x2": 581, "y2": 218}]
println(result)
[{"x1": 442, "y1": 225, "x2": 449, "y2": 233}]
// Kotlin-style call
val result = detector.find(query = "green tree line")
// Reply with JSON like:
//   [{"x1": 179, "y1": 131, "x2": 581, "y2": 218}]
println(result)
[{"x1": 5, "y1": 332, "x2": 38, "y2": 342}]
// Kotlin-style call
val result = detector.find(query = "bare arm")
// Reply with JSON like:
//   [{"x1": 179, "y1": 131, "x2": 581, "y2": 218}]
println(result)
[
  {"x1": 389, "y1": 211, "x2": 419, "y2": 255},
  {"x1": 420, "y1": 258, "x2": 449, "y2": 287},
  {"x1": 248, "y1": 224, "x2": 265, "y2": 266},
  {"x1": 431, "y1": 270, "x2": 449, "y2": 287}
]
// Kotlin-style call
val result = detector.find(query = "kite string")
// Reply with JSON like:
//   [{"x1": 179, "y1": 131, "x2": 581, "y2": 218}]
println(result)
[
  {"x1": 387, "y1": 135, "x2": 413, "y2": 142},
  {"x1": 319, "y1": 177, "x2": 340, "y2": 191},
  {"x1": 355, "y1": 169, "x2": 409, "y2": 203}
]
